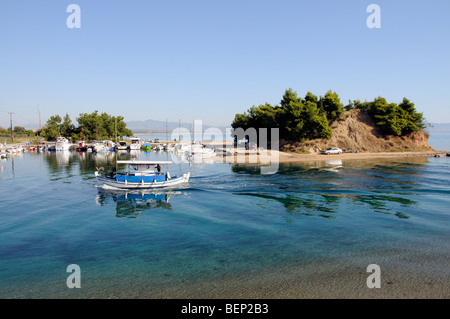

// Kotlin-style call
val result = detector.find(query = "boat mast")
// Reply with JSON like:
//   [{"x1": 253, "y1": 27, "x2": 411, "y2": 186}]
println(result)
[
  {"x1": 166, "y1": 118, "x2": 169, "y2": 171},
  {"x1": 115, "y1": 118, "x2": 118, "y2": 175}
]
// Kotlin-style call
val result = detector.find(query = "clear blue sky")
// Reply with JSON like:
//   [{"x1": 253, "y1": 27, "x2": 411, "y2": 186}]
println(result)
[{"x1": 1, "y1": 0, "x2": 449, "y2": 129}]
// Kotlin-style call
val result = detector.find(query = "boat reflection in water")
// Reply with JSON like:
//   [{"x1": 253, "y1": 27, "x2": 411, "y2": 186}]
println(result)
[{"x1": 95, "y1": 185, "x2": 178, "y2": 218}]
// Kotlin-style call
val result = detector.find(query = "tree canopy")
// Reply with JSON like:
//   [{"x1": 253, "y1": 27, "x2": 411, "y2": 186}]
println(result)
[
  {"x1": 231, "y1": 89, "x2": 336, "y2": 143},
  {"x1": 41, "y1": 112, "x2": 133, "y2": 141},
  {"x1": 231, "y1": 89, "x2": 426, "y2": 143},
  {"x1": 346, "y1": 97, "x2": 426, "y2": 136}
]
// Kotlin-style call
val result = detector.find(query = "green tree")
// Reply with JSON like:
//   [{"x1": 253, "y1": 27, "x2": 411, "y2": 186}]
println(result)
[
  {"x1": 76, "y1": 112, "x2": 132, "y2": 141},
  {"x1": 26, "y1": 130, "x2": 35, "y2": 137},
  {"x1": 398, "y1": 98, "x2": 425, "y2": 134},
  {"x1": 60, "y1": 114, "x2": 75, "y2": 138},
  {"x1": 304, "y1": 91, "x2": 319, "y2": 105},
  {"x1": 302, "y1": 101, "x2": 332, "y2": 139},
  {"x1": 0, "y1": 127, "x2": 9, "y2": 136},
  {"x1": 40, "y1": 112, "x2": 133, "y2": 142},
  {"x1": 231, "y1": 88, "x2": 333, "y2": 143},
  {"x1": 13, "y1": 126, "x2": 27, "y2": 135},
  {"x1": 363, "y1": 97, "x2": 425, "y2": 136},
  {"x1": 277, "y1": 89, "x2": 305, "y2": 140},
  {"x1": 319, "y1": 90, "x2": 343, "y2": 121},
  {"x1": 42, "y1": 115, "x2": 62, "y2": 141},
  {"x1": 115, "y1": 115, "x2": 133, "y2": 139}
]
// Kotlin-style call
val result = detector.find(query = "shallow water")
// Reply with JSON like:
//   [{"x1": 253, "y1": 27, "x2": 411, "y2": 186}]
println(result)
[{"x1": 0, "y1": 147, "x2": 449, "y2": 298}]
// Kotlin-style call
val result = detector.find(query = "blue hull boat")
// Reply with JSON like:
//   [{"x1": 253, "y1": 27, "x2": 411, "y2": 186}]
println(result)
[{"x1": 95, "y1": 160, "x2": 190, "y2": 189}]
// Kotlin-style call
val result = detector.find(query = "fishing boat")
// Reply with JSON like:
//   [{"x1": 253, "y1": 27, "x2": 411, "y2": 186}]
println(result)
[
  {"x1": 95, "y1": 160, "x2": 190, "y2": 189},
  {"x1": 142, "y1": 142, "x2": 152, "y2": 152},
  {"x1": 55, "y1": 137, "x2": 72, "y2": 151},
  {"x1": 76, "y1": 141, "x2": 88, "y2": 152}
]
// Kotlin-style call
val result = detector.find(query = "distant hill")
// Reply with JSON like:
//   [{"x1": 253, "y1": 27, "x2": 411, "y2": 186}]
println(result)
[
  {"x1": 425, "y1": 123, "x2": 450, "y2": 133},
  {"x1": 126, "y1": 119, "x2": 228, "y2": 133},
  {"x1": 282, "y1": 109, "x2": 434, "y2": 153},
  {"x1": 21, "y1": 119, "x2": 229, "y2": 133}
]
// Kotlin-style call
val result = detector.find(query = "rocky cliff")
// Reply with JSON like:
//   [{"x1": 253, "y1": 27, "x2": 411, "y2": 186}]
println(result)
[{"x1": 281, "y1": 109, "x2": 433, "y2": 153}]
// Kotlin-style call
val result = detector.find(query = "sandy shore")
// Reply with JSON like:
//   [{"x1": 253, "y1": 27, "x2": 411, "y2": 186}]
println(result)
[
  {"x1": 275, "y1": 150, "x2": 448, "y2": 163},
  {"x1": 191, "y1": 139, "x2": 449, "y2": 164},
  {"x1": 212, "y1": 147, "x2": 449, "y2": 165}
]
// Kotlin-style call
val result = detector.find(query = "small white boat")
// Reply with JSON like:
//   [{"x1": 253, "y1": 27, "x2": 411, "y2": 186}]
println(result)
[
  {"x1": 55, "y1": 137, "x2": 72, "y2": 151},
  {"x1": 154, "y1": 144, "x2": 163, "y2": 152},
  {"x1": 175, "y1": 141, "x2": 216, "y2": 159},
  {"x1": 129, "y1": 137, "x2": 141, "y2": 151},
  {"x1": 163, "y1": 143, "x2": 175, "y2": 152},
  {"x1": 174, "y1": 141, "x2": 217, "y2": 160},
  {"x1": 91, "y1": 141, "x2": 107, "y2": 154},
  {"x1": 95, "y1": 160, "x2": 190, "y2": 189},
  {"x1": 115, "y1": 141, "x2": 128, "y2": 151}
]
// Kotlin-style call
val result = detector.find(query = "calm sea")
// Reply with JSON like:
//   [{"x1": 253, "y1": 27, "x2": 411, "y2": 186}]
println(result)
[{"x1": 0, "y1": 134, "x2": 449, "y2": 298}]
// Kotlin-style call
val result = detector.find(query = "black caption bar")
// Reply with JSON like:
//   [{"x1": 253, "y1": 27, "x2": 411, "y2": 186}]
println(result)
[{"x1": 1, "y1": 299, "x2": 444, "y2": 318}]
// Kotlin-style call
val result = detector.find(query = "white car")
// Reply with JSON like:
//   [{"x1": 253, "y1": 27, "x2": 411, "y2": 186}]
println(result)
[{"x1": 321, "y1": 147, "x2": 343, "y2": 155}]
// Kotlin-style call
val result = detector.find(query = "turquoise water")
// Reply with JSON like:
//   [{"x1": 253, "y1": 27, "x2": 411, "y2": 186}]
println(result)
[
  {"x1": 0, "y1": 143, "x2": 449, "y2": 298},
  {"x1": 429, "y1": 132, "x2": 450, "y2": 152}
]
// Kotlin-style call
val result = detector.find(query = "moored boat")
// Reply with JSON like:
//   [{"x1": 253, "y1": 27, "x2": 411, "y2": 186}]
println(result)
[
  {"x1": 55, "y1": 137, "x2": 72, "y2": 151},
  {"x1": 175, "y1": 141, "x2": 216, "y2": 159},
  {"x1": 142, "y1": 142, "x2": 152, "y2": 152},
  {"x1": 129, "y1": 137, "x2": 141, "y2": 150},
  {"x1": 95, "y1": 160, "x2": 190, "y2": 189},
  {"x1": 91, "y1": 141, "x2": 108, "y2": 154},
  {"x1": 115, "y1": 141, "x2": 128, "y2": 151},
  {"x1": 76, "y1": 141, "x2": 88, "y2": 152}
]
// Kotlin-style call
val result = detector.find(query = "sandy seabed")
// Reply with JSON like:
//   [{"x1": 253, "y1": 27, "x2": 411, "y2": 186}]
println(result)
[
  {"x1": 2, "y1": 146, "x2": 448, "y2": 299},
  {"x1": 45, "y1": 250, "x2": 448, "y2": 299}
]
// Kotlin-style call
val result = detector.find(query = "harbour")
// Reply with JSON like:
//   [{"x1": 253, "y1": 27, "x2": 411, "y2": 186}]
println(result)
[
  {"x1": 1, "y1": 1, "x2": 450, "y2": 303},
  {"x1": 0, "y1": 137, "x2": 449, "y2": 298}
]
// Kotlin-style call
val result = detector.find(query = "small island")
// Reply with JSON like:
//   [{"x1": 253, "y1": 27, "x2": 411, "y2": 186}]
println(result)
[{"x1": 229, "y1": 89, "x2": 446, "y2": 162}]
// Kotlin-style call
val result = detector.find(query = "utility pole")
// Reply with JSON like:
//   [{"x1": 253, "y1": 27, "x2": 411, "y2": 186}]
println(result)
[
  {"x1": 38, "y1": 104, "x2": 41, "y2": 130},
  {"x1": 8, "y1": 112, "x2": 14, "y2": 143}
]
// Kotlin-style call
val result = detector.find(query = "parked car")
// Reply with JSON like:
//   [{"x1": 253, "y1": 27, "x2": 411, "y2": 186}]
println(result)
[{"x1": 321, "y1": 147, "x2": 343, "y2": 155}]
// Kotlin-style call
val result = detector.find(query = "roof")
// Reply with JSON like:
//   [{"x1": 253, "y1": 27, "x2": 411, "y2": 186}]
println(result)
[{"x1": 117, "y1": 160, "x2": 173, "y2": 165}]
